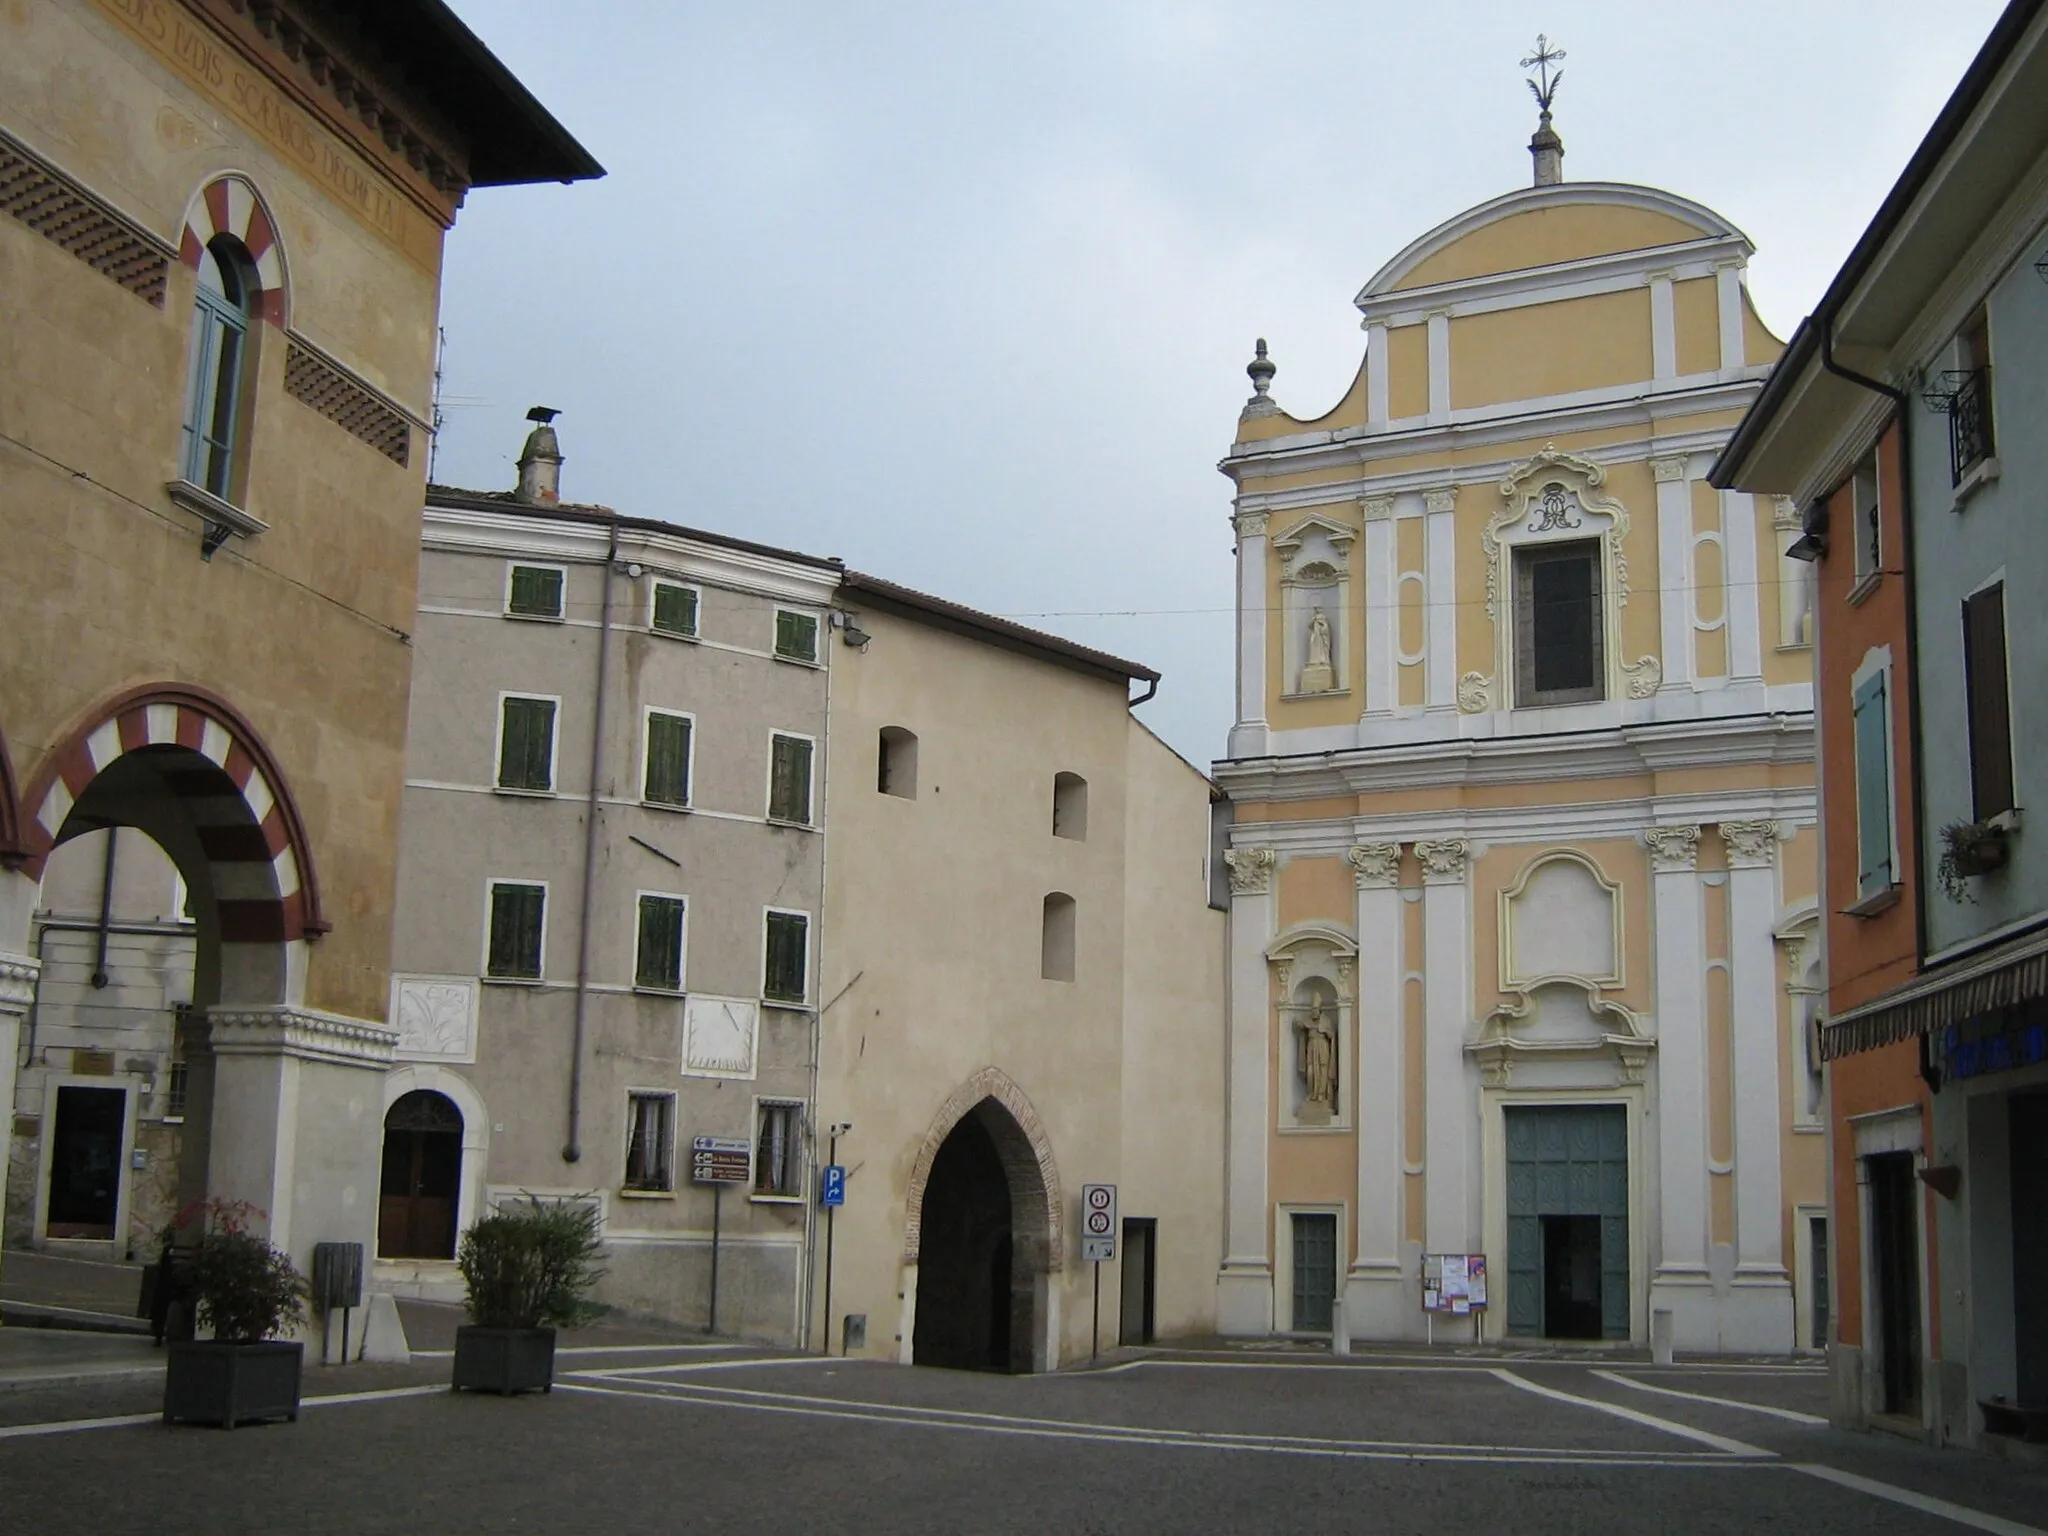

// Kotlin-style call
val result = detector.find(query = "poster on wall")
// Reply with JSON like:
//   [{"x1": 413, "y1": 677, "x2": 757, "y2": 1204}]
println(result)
[{"x1": 1421, "y1": 1253, "x2": 1489, "y2": 1313}]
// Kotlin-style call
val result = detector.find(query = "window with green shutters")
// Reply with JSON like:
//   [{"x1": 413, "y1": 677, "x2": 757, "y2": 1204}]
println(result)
[
  {"x1": 652, "y1": 581, "x2": 699, "y2": 638},
  {"x1": 763, "y1": 910, "x2": 809, "y2": 1003},
  {"x1": 486, "y1": 882, "x2": 546, "y2": 980},
  {"x1": 768, "y1": 734, "x2": 813, "y2": 824},
  {"x1": 497, "y1": 696, "x2": 557, "y2": 792},
  {"x1": 635, "y1": 894, "x2": 686, "y2": 991},
  {"x1": 506, "y1": 563, "x2": 565, "y2": 619},
  {"x1": 1853, "y1": 670, "x2": 1895, "y2": 898},
  {"x1": 774, "y1": 609, "x2": 819, "y2": 663},
  {"x1": 1963, "y1": 584, "x2": 2013, "y2": 821},
  {"x1": 643, "y1": 711, "x2": 693, "y2": 807}
]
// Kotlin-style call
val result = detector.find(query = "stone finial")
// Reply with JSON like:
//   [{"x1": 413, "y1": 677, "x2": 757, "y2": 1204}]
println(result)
[
  {"x1": 1243, "y1": 339, "x2": 1280, "y2": 419},
  {"x1": 1521, "y1": 35, "x2": 1566, "y2": 187}
]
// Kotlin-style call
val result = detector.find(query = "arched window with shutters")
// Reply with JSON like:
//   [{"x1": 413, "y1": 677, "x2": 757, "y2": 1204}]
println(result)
[{"x1": 181, "y1": 235, "x2": 256, "y2": 501}]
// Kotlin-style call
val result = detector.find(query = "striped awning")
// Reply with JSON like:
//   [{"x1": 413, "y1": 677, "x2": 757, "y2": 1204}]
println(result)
[{"x1": 1820, "y1": 923, "x2": 2048, "y2": 1061}]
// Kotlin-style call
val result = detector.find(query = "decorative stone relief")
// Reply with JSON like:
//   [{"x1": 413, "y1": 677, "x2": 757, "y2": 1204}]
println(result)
[
  {"x1": 1225, "y1": 847, "x2": 1276, "y2": 895},
  {"x1": 682, "y1": 996, "x2": 758, "y2": 1079},
  {"x1": 1772, "y1": 495, "x2": 1800, "y2": 531},
  {"x1": 1234, "y1": 510, "x2": 1269, "y2": 540},
  {"x1": 1347, "y1": 843, "x2": 1401, "y2": 889},
  {"x1": 1644, "y1": 825, "x2": 1701, "y2": 873},
  {"x1": 1467, "y1": 981, "x2": 1652, "y2": 1091},
  {"x1": 1414, "y1": 838, "x2": 1470, "y2": 884},
  {"x1": 1424, "y1": 486, "x2": 1459, "y2": 515},
  {"x1": 1457, "y1": 672, "x2": 1492, "y2": 713},
  {"x1": 1363, "y1": 494, "x2": 1396, "y2": 522},
  {"x1": 0, "y1": 955, "x2": 40, "y2": 1015},
  {"x1": 1651, "y1": 455, "x2": 1689, "y2": 484},
  {"x1": 1621, "y1": 655, "x2": 1662, "y2": 699},
  {"x1": 391, "y1": 975, "x2": 477, "y2": 1063},
  {"x1": 1488, "y1": 445, "x2": 1633, "y2": 621},
  {"x1": 1721, "y1": 820, "x2": 1780, "y2": 869}
]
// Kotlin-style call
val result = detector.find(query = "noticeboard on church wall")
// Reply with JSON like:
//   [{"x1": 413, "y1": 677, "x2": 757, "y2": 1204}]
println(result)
[{"x1": 1422, "y1": 1253, "x2": 1487, "y2": 1314}]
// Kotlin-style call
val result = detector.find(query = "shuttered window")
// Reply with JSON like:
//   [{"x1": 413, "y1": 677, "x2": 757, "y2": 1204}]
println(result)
[
  {"x1": 763, "y1": 911, "x2": 809, "y2": 1003},
  {"x1": 635, "y1": 895, "x2": 686, "y2": 992},
  {"x1": 486, "y1": 882, "x2": 545, "y2": 980},
  {"x1": 768, "y1": 734, "x2": 813, "y2": 824},
  {"x1": 643, "y1": 712, "x2": 692, "y2": 807},
  {"x1": 652, "y1": 581, "x2": 698, "y2": 637},
  {"x1": 1515, "y1": 542, "x2": 1603, "y2": 706},
  {"x1": 507, "y1": 564, "x2": 565, "y2": 619},
  {"x1": 775, "y1": 609, "x2": 819, "y2": 662},
  {"x1": 496, "y1": 696, "x2": 557, "y2": 791},
  {"x1": 1853, "y1": 671, "x2": 1895, "y2": 897},
  {"x1": 1964, "y1": 584, "x2": 2013, "y2": 821}
]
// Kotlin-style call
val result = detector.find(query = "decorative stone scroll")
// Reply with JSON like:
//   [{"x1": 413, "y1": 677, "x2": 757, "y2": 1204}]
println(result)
[
  {"x1": 1644, "y1": 825, "x2": 1701, "y2": 873},
  {"x1": 1225, "y1": 847, "x2": 1276, "y2": 895},
  {"x1": 1457, "y1": 672, "x2": 1492, "y2": 713},
  {"x1": 1414, "y1": 838, "x2": 1470, "y2": 884},
  {"x1": 1347, "y1": 843, "x2": 1402, "y2": 889},
  {"x1": 1235, "y1": 509, "x2": 1269, "y2": 539},
  {"x1": 1721, "y1": 820, "x2": 1781, "y2": 869}
]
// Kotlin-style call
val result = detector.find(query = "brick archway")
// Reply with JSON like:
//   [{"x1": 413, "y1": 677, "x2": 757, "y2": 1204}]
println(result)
[
  {"x1": 180, "y1": 174, "x2": 287, "y2": 326},
  {"x1": 903, "y1": 1067, "x2": 1063, "y2": 1273}
]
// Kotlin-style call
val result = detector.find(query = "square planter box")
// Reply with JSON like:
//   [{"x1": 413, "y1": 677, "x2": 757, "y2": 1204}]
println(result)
[
  {"x1": 452, "y1": 1326, "x2": 557, "y2": 1395},
  {"x1": 162, "y1": 1340, "x2": 303, "y2": 1429}
]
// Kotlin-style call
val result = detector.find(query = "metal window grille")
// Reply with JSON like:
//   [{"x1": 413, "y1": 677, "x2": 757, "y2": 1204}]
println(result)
[
  {"x1": 1949, "y1": 367, "x2": 1994, "y2": 486},
  {"x1": 755, "y1": 1102, "x2": 802, "y2": 1195},
  {"x1": 769, "y1": 735, "x2": 813, "y2": 823},
  {"x1": 497, "y1": 697, "x2": 556, "y2": 791},
  {"x1": 624, "y1": 1093, "x2": 674, "y2": 1192},
  {"x1": 644, "y1": 713, "x2": 692, "y2": 806},
  {"x1": 652, "y1": 582, "x2": 698, "y2": 636},
  {"x1": 763, "y1": 912, "x2": 808, "y2": 1003},
  {"x1": 774, "y1": 610, "x2": 819, "y2": 662},
  {"x1": 507, "y1": 565, "x2": 564, "y2": 618},
  {"x1": 635, "y1": 895, "x2": 685, "y2": 991},
  {"x1": 487, "y1": 883, "x2": 545, "y2": 979}
]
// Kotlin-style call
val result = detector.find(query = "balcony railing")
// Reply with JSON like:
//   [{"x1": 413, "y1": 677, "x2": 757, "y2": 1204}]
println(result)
[{"x1": 1946, "y1": 368, "x2": 1995, "y2": 485}]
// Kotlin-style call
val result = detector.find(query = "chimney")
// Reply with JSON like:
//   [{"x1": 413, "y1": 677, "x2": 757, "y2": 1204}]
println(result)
[
  {"x1": 515, "y1": 406, "x2": 563, "y2": 503},
  {"x1": 1529, "y1": 111, "x2": 1564, "y2": 187}
]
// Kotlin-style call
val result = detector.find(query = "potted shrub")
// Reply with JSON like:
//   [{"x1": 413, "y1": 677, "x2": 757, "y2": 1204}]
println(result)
[
  {"x1": 1937, "y1": 818, "x2": 2009, "y2": 904},
  {"x1": 160, "y1": 1199, "x2": 309, "y2": 1429},
  {"x1": 452, "y1": 1196, "x2": 605, "y2": 1396}
]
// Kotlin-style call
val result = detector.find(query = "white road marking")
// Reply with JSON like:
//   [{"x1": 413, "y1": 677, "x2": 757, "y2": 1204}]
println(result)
[
  {"x1": 0, "y1": 1383, "x2": 444, "y2": 1440},
  {"x1": 1088, "y1": 1358, "x2": 1498, "y2": 1377},
  {"x1": 1489, "y1": 1369, "x2": 1773, "y2": 1457},
  {"x1": 1791, "y1": 1462, "x2": 2048, "y2": 1536},
  {"x1": 1593, "y1": 1369, "x2": 1827, "y2": 1424},
  {"x1": 568, "y1": 1356, "x2": 827, "y2": 1378}
]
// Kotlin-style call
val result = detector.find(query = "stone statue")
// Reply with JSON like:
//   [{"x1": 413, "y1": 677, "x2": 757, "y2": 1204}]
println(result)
[
  {"x1": 1298, "y1": 607, "x2": 1335, "y2": 694},
  {"x1": 1297, "y1": 998, "x2": 1337, "y2": 1123}
]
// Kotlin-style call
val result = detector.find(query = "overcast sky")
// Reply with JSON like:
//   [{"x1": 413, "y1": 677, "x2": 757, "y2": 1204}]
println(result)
[{"x1": 433, "y1": 1, "x2": 2003, "y2": 766}]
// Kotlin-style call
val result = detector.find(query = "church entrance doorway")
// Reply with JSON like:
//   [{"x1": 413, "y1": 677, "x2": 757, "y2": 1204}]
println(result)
[
  {"x1": 378, "y1": 1090, "x2": 463, "y2": 1260},
  {"x1": 1506, "y1": 1104, "x2": 1629, "y2": 1340}
]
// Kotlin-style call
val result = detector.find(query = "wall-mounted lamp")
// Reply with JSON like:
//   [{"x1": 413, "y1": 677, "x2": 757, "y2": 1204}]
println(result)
[
  {"x1": 1785, "y1": 500, "x2": 1828, "y2": 563},
  {"x1": 1917, "y1": 1164, "x2": 1961, "y2": 1200}
]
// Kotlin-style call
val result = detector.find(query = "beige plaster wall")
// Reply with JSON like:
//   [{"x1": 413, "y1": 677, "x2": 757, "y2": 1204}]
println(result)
[{"x1": 1391, "y1": 204, "x2": 1711, "y2": 291}]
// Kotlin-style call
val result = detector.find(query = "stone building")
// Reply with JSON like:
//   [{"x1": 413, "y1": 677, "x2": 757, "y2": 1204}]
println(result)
[
  {"x1": 1213, "y1": 85, "x2": 1825, "y2": 1352},
  {"x1": 0, "y1": 0, "x2": 597, "y2": 1296}
]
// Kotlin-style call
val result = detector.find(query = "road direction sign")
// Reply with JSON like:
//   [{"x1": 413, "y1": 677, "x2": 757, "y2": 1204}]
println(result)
[
  {"x1": 820, "y1": 1164, "x2": 847, "y2": 1208},
  {"x1": 691, "y1": 1135, "x2": 751, "y2": 1185},
  {"x1": 1081, "y1": 1183, "x2": 1117, "y2": 1262}
]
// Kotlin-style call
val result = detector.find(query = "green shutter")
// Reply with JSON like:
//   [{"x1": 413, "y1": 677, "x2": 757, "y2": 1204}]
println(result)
[
  {"x1": 1854, "y1": 673, "x2": 1893, "y2": 895},
  {"x1": 775, "y1": 610, "x2": 818, "y2": 661},
  {"x1": 509, "y1": 565, "x2": 564, "y2": 618},
  {"x1": 764, "y1": 912, "x2": 807, "y2": 1002},
  {"x1": 653, "y1": 583, "x2": 698, "y2": 637},
  {"x1": 636, "y1": 895, "x2": 685, "y2": 990},
  {"x1": 487, "y1": 883, "x2": 545, "y2": 979},
  {"x1": 644, "y1": 713, "x2": 692, "y2": 805},
  {"x1": 770, "y1": 735, "x2": 813, "y2": 823},
  {"x1": 498, "y1": 697, "x2": 556, "y2": 791}
]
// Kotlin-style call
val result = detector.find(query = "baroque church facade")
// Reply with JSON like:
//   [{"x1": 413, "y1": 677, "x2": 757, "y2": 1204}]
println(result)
[{"x1": 1214, "y1": 105, "x2": 1827, "y2": 1353}]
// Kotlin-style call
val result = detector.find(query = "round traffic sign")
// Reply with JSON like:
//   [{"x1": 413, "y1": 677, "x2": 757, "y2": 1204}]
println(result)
[
  {"x1": 1086, "y1": 1210, "x2": 1112, "y2": 1234},
  {"x1": 1086, "y1": 1187, "x2": 1112, "y2": 1210}
]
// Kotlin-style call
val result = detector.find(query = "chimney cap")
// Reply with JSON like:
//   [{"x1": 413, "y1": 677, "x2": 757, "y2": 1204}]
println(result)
[{"x1": 526, "y1": 405, "x2": 560, "y2": 424}]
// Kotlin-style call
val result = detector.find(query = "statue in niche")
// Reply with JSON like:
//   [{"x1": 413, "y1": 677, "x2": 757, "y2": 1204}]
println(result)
[
  {"x1": 1297, "y1": 997, "x2": 1337, "y2": 1124},
  {"x1": 1298, "y1": 606, "x2": 1336, "y2": 694}
]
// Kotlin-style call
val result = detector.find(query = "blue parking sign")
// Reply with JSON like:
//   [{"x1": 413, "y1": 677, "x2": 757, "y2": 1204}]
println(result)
[{"x1": 820, "y1": 1164, "x2": 846, "y2": 1208}]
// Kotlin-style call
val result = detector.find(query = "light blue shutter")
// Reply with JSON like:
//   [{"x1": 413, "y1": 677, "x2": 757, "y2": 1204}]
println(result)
[{"x1": 1854, "y1": 673, "x2": 1892, "y2": 895}]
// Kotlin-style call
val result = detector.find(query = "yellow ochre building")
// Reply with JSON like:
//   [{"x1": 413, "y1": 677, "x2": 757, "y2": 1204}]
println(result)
[{"x1": 1214, "y1": 74, "x2": 1825, "y2": 1353}]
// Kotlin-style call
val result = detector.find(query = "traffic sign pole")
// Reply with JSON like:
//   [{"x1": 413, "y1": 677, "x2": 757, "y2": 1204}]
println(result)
[
  {"x1": 707, "y1": 1183, "x2": 722, "y2": 1336},
  {"x1": 1092, "y1": 1259, "x2": 1101, "y2": 1362},
  {"x1": 1080, "y1": 1183, "x2": 1117, "y2": 1361}
]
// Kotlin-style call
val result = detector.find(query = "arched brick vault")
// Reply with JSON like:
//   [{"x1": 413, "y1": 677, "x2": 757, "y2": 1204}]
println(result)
[
  {"x1": 903, "y1": 1067, "x2": 1064, "y2": 1273},
  {"x1": 180, "y1": 174, "x2": 287, "y2": 327},
  {"x1": 17, "y1": 684, "x2": 326, "y2": 943}
]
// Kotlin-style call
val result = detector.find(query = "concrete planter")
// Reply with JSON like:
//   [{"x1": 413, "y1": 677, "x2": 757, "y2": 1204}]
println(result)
[
  {"x1": 162, "y1": 1340, "x2": 303, "y2": 1428},
  {"x1": 452, "y1": 1326, "x2": 556, "y2": 1395}
]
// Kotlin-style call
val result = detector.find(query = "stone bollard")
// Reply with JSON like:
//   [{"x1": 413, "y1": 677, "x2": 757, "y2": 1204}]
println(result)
[
  {"x1": 1651, "y1": 1307, "x2": 1674, "y2": 1366},
  {"x1": 1330, "y1": 1295, "x2": 1350, "y2": 1357}
]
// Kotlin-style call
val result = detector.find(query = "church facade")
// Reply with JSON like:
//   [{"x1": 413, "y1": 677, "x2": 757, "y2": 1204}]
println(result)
[{"x1": 1214, "y1": 116, "x2": 1826, "y2": 1353}]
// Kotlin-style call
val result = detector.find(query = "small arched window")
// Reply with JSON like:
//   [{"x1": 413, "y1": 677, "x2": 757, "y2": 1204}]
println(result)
[
  {"x1": 181, "y1": 236, "x2": 254, "y2": 500},
  {"x1": 1052, "y1": 772, "x2": 1088, "y2": 841},
  {"x1": 1041, "y1": 892, "x2": 1076, "y2": 981},
  {"x1": 878, "y1": 726, "x2": 918, "y2": 798}
]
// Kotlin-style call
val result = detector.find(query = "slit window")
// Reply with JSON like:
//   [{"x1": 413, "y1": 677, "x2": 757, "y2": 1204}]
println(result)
[
  {"x1": 623, "y1": 1092, "x2": 675, "y2": 1193},
  {"x1": 643, "y1": 710, "x2": 693, "y2": 807},
  {"x1": 768, "y1": 733, "x2": 814, "y2": 825},
  {"x1": 763, "y1": 910, "x2": 809, "y2": 1004},
  {"x1": 496, "y1": 695, "x2": 558, "y2": 792},
  {"x1": 181, "y1": 236, "x2": 252, "y2": 501},
  {"x1": 634, "y1": 894, "x2": 687, "y2": 992},
  {"x1": 755, "y1": 1100, "x2": 803, "y2": 1197},
  {"x1": 1042, "y1": 892, "x2": 1076, "y2": 981},
  {"x1": 878, "y1": 727, "x2": 918, "y2": 798},
  {"x1": 1514, "y1": 540, "x2": 1603, "y2": 707},
  {"x1": 486, "y1": 881, "x2": 546, "y2": 980},
  {"x1": 1053, "y1": 772, "x2": 1088, "y2": 840},
  {"x1": 651, "y1": 581, "x2": 699, "y2": 638},
  {"x1": 506, "y1": 563, "x2": 566, "y2": 619},
  {"x1": 1963, "y1": 583, "x2": 2013, "y2": 822},
  {"x1": 774, "y1": 609, "x2": 820, "y2": 663}
]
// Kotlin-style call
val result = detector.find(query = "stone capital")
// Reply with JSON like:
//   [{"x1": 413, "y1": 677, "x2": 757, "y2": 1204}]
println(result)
[
  {"x1": 1234, "y1": 510, "x2": 1269, "y2": 540},
  {"x1": 1224, "y1": 847, "x2": 1276, "y2": 896},
  {"x1": 1362, "y1": 494, "x2": 1396, "y2": 523},
  {"x1": 199, "y1": 1006, "x2": 400, "y2": 1070},
  {"x1": 1414, "y1": 838, "x2": 1470, "y2": 884},
  {"x1": 1650, "y1": 455, "x2": 1689, "y2": 484},
  {"x1": 1721, "y1": 820, "x2": 1781, "y2": 870},
  {"x1": 1423, "y1": 486, "x2": 1459, "y2": 515},
  {"x1": 1644, "y1": 825, "x2": 1702, "y2": 873},
  {"x1": 0, "y1": 953, "x2": 39, "y2": 1015},
  {"x1": 1348, "y1": 842, "x2": 1402, "y2": 889}
]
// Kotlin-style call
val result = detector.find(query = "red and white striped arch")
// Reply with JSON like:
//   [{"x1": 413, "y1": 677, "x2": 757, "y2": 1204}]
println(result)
[
  {"x1": 180, "y1": 174, "x2": 287, "y2": 327},
  {"x1": 16, "y1": 686, "x2": 324, "y2": 948}
]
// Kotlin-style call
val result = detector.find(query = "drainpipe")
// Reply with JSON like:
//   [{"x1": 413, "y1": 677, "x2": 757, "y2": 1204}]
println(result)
[
  {"x1": 90, "y1": 830, "x2": 118, "y2": 989},
  {"x1": 564, "y1": 516, "x2": 619, "y2": 1163},
  {"x1": 1819, "y1": 319, "x2": 1927, "y2": 970}
]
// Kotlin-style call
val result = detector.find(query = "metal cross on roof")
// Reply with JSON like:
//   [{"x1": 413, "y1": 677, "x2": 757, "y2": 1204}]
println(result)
[{"x1": 1522, "y1": 34, "x2": 1566, "y2": 114}]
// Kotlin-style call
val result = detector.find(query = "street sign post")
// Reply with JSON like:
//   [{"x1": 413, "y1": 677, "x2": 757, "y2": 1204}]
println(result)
[
  {"x1": 692, "y1": 1136, "x2": 751, "y2": 1335},
  {"x1": 820, "y1": 1165, "x2": 846, "y2": 1208},
  {"x1": 1082, "y1": 1183, "x2": 1117, "y2": 1359}
]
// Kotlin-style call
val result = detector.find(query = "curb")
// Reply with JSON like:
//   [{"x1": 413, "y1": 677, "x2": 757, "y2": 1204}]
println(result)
[{"x1": 0, "y1": 1363, "x2": 164, "y2": 1395}]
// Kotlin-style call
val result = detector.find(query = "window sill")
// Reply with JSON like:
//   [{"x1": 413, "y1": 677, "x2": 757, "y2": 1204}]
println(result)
[
  {"x1": 772, "y1": 652, "x2": 823, "y2": 669},
  {"x1": 502, "y1": 611, "x2": 566, "y2": 624},
  {"x1": 761, "y1": 997, "x2": 811, "y2": 1013},
  {"x1": 651, "y1": 628, "x2": 700, "y2": 643},
  {"x1": 748, "y1": 1192, "x2": 805, "y2": 1206},
  {"x1": 1279, "y1": 689, "x2": 1351, "y2": 702},
  {"x1": 1847, "y1": 570, "x2": 1883, "y2": 607},
  {"x1": 493, "y1": 785, "x2": 556, "y2": 799},
  {"x1": 1988, "y1": 807, "x2": 2024, "y2": 833},
  {"x1": 166, "y1": 478, "x2": 268, "y2": 539},
  {"x1": 632, "y1": 985, "x2": 686, "y2": 998},
  {"x1": 617, "y1": 1187, "x2": 676, "y2": 1201},
  {"x1": 1844, "y1": 885, "x2": 1902, "y2": 919},
  {"x1": 1951, "y1": 455, "x2": 2000, "y2": 510},
  {"x1": 641, "y1": 799, "x2": 693, "y2": 815},
  {"x1": 481, "y1": 974, "x2": 545, "y2": 987},
  {"x1": 765, "y1": 815, "x2": 815, "y2": 831}
]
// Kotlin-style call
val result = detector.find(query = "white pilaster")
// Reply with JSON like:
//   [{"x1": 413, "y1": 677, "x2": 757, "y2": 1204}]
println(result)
[
  {"x1": 1416, "y1": 838, "x2": 1473, "y2": 1254},
  {"x1": 1652, "y1": 457, "x2": 1693, "y2": 691},
  {"x1": 0, "y1": 947, "x2": 36, "y2": 1308},
  {"x1": 1646, "y1": 825, "x2": 1713, "y2": 1344},
  {"x1": 1366, "y1": 323, "x2": 1390, "y2": 426},
  {"x1": 1723, "y1": 821, "x2": 1794, "y2": 1349},
  {"x1": 1218, "y1": 847, "x2": 1277, "y2": 1334},
  {"x1": 1426, "y1": 312, "x2": 1450, "y2": 424},
  {"x1": 1347, "y1": 845, "x2": 1405, "y2": 1335},
  {"x1": 1424, "y1": 488, "x2": 1457, "y2": 710},
  {"x1": 1229, "y1": 510, "x2": 1270, "y2": 758},
  {"x1": 1721, "y1": 491, "x2": 1764, "y2": 683},
  {"x1": 1716, "y1": 263, "x2": 1746, "y2": 371},
  {"x1": 1649, "y1": 272, "x2": 1676, "y2": 382}
]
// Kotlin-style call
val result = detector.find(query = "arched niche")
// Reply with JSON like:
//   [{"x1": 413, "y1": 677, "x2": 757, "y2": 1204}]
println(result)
[
  {"x1": 1499, "y1": 849, "x2": 1623, "y2": 991},
  {"x1": 1267, "y1": 923, "x2": 1357, "y2": 1129}
]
